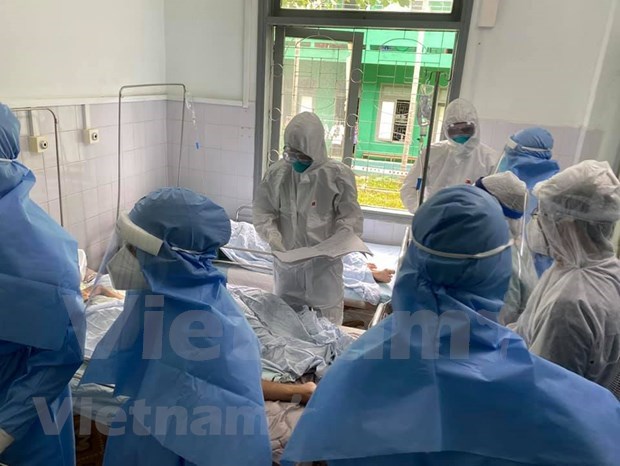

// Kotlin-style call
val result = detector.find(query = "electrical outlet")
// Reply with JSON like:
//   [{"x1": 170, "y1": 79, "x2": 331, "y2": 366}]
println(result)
[
  {"x1": 28, "y1": 136, "x2": 49, "y2": 153},
  {"x1": 83, "y1": 129, "x2": 100, "y2": 145}
]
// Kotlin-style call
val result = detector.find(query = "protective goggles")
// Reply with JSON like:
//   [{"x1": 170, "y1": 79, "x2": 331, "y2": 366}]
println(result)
[
  {"x1": 283, "y1": 146, "x2": 312, "y2": 163},
  {"x1": 446, "y1": 121, "x2": 476, "y2": 138},
  {"x1": 505, "y1": 137, "x2": 550, "y2": 154}
]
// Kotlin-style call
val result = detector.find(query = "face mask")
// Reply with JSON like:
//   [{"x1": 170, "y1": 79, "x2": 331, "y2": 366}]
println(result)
[
  {"x1": 292, "y1": 160, "x2": 312, "y2": 173},
  {"x1": 526, "y1": 216, "x2": 551, "y2": 256},
  {"x1": 106, "y1": 245, "x2": 149, "y2": 290},
  {"x1": 452, "y1": 135, "x2": 472, "y2": 145}
]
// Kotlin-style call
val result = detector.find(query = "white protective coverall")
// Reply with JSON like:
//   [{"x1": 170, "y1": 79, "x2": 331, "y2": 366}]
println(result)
[
  {"x1": 254, "y1": 112, "x2": 363, "y2": 325},
  {"x1": 514, "y1": 160, "x2": 620, "y2": 395},
  {"x1": 400, "y1": 98, "x2": 499, "y2": 213}
]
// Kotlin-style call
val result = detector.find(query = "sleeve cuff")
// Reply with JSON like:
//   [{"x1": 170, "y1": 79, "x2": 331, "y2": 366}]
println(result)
[{"x1": 0, "y1": 428, "x2": 14, "y2": 453}]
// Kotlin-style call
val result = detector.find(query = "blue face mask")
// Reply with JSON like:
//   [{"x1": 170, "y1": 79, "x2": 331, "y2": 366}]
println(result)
[
  {"x1": 292, "y1": 160, "x2": 312, "y2": 173},
  {"x1": 452, "y1": 135, "x2": 472, "y2": 145}
]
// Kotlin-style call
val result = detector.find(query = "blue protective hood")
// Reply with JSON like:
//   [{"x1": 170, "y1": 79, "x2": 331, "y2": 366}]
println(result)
[
  {"x1": 282, "y1": 186, "x2": 620, "y2": 466},
  {"x1": 498, "y1": 127, "x2": 560, "y2": 191},
  {"x1": 0, "y1": 162, "x2": 84, "y2": 351},
  {"x1": 0, "y1": 103, "x2": 20, "y2": 160},
  {"x1": 392, "y1": 186, "x2": 512, "y2": 319},
  {"x1": 83, "y1": 188, "x2": 271, "y2": 466}
]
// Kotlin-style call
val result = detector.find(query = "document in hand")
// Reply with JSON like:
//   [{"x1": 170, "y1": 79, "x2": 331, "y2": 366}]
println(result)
[{"x1": 272, "y1": 230, "x2": 371, "y2": 264}]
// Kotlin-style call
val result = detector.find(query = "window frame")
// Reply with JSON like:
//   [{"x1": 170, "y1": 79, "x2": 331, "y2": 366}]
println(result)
[{"x1": 254, "y1": 0, "x2": 474, "y2": 223}]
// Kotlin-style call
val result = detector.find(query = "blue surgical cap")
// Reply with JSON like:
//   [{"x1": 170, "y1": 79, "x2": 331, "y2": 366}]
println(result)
[
  {"x1": 0, "y1": 103, "x2": 20, "y2": 160},
  {"x1": 129, "y1": 188, "x2": 231, "y2": 253}
]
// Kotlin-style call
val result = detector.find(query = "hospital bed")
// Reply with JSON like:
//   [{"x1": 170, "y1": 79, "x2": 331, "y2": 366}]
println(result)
[{"x1": 217, "y1": 205, "x2": 408, "y2": 325}]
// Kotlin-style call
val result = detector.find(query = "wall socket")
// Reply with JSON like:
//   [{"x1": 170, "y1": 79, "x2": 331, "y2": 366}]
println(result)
[
  {"x1": 28, "y1": 136, "x2": 49, "y2": 153},
  {"x1": 83, "y1": 129, "x2": 100, "y2": 145}
]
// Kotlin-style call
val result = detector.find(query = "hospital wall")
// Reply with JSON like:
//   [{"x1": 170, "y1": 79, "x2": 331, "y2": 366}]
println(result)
[
  {"x1": 13, "y1": 101, "x2": 168, "y2": 268},
  {"x1": 461, "y1": 0, "x2": 619, "y2": 169},
  {"x1": 0, "y1": 0, "x2": 166, "y2": 103}
]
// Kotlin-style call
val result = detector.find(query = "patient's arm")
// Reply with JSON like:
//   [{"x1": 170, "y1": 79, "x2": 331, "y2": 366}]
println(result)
[
  {"x1": 261, "y1": 380, "x2": 316, "y2": 405},
  {"x1": 368, "y1": 263, "x2": 396, "y2": 283},
  {"x1": 82, "y1": 284, "x2": 124, "y2": 302}
]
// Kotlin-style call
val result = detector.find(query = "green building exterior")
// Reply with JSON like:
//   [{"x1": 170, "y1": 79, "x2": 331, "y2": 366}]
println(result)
[{"x1": 282, "y1": 28, "x2": 456, "y2": 164}]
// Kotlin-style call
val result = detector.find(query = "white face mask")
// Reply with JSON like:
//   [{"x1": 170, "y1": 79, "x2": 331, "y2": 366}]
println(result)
[
  {"x1": 526, "y1": 216, "x2": 551, "y2": 256},
  {"x1": 106, "y1": 245, "x2": 149, "y2": 291}
]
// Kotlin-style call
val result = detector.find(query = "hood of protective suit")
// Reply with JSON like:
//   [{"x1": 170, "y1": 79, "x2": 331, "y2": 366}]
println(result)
[
  {"x1": 442, "y1": 98, "x2": 480, "y2": 152},
  {"x1": 534, "y1": 160, "x2": 620, "y2": 266},
  {"x1": 476, "y1": 172, "x2": 527, "y2": 220},
  {"x1": 393, "y1": 185, "x2": 512, "y2": 318},
  {"x1": 0, "y1": 105, "x2": 84, "y2": 351},
  {"x1": 0, "y1": 104, "x2": 20, "y2": 160},
  {"x1": 129, "y1": 187, "x2": 231, "y2": 255},
  {"x1": 84, "y1": 188, "x2": 272, "y2": 465},
  {"x1": 498, "y1": 127, "x2": 559, "y2": 191},
  {"x1": 282, "y1": 186, "x2": 620, "y2": 466},
  {"x1": 284, "y1": 112, "x2": 328, "y2": 166},
  {"x1": 0, "y1": 104, "x2": 26, "y2": 197}
]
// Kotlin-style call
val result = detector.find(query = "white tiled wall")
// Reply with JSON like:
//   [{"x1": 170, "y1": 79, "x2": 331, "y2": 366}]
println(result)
[
  {"x1": 477, "y1": 119, "x2": 586, "y2": 169},
  {"x1": 167, "y1": 101, "x2": 256, "y2": 218},
  {"x1": 14, "y1": 100, "x2": 168, "y2": 269}
]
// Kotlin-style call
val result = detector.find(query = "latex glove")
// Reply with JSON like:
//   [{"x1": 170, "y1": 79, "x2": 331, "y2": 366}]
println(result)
[
  {"x1": 0, "y1": 428, "x2": 14, "y2": 454},
  {"x1": 268, "y1": 231, "x2": 285, "y2": 252}
]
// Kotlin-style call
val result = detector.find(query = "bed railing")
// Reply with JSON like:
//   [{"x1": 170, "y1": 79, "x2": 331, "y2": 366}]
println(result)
[
  {"x1": 369, "y1": 301, "x2": 392, "y2": 328},
  {"x1": 367, "y1": 226, "x2": 410, "y2": 329},
  {"x1": 235, "y1": 204, "x2": 254, "y2": 222}
]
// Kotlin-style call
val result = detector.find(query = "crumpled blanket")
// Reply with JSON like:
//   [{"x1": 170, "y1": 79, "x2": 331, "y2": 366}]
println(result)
[{"x1": 230, "y1": 286, "x2": 355, "y2": 382}]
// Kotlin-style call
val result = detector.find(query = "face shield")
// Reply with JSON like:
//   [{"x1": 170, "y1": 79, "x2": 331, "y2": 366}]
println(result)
[
  {"x1": 497, "y1": 136, "x2": 556, "y2": 173},
  {"x1": 92, "y1": 212, "x2": 164, "y2": 298},
  {"x1": 446, "y1": 121, "x2": 476, "y2": 145}
]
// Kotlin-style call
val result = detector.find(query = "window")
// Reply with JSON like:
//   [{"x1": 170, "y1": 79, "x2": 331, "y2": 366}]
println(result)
[
  {"x1": 300, "y1": 95, "x2": 314, "y2": 113},
  {"x1": 377, "y1": 101, "x2": 395, "y2": 141},
  {"x1": 280, "y1": 0, "x2": 455, "y2": 14},
  {"x1": 257, "y1": 1, "x2": 473, "y2": 214}
]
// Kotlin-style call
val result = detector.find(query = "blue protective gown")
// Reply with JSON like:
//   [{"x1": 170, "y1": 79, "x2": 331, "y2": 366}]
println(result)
[
  {"x1": 0, "y1": 104, "x2": 85, "y2": 466},
  {"x1": 497, "y1": 127, "x2": 560, "y2": 276},
  {"x1": 83, "y1": 188, "x2": 272, "y2": 466},
  {"x1": 282, "y1": 186, "x2": 620, "y2": 466}
]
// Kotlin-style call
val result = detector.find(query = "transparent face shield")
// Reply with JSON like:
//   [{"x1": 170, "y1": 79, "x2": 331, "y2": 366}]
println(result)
[
  {"x1": 495, "y1": 137, "x2": 553, "y2": 174},
  {"x1": 87, "y1": 213, "x2": 164, "y2": 305}
]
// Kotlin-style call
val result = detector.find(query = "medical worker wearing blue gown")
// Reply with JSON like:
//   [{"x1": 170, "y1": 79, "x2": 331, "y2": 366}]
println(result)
[
  {"x1": 83, "y1": 188, "x2": 272, "y2": 466},
  {"x1": 0, "y1": 103, "x2": 85, "y2": 465},
  {"x1": 497, "y1": 127, "x2": 560, "y2": 276},
  {"x1": 282, "y1": 185, "x2": 620, "y2": 466}
]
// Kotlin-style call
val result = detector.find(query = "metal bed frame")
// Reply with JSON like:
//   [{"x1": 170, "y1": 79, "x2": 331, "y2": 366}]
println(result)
[{"x1": 368, "y1": 226, "x2": 411, "y2": 328}]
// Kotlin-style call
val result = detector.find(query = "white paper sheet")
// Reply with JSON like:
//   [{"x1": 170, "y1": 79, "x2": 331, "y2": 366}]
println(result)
[{"x1": 272, "y1": 231, "x2": 371, "y2": 264}]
